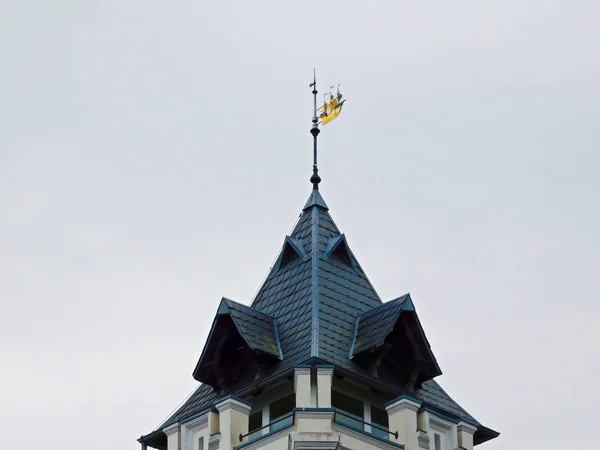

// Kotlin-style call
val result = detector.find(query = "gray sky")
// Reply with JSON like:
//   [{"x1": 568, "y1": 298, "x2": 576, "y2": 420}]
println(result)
[{"x1": 1, "y1": 2, "x2": 599, "y2": 449}]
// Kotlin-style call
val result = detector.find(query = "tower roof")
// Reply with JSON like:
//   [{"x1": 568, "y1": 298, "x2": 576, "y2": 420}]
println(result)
[{"x1": 143, "y1": 189, "x2": 498, "y2": 446}]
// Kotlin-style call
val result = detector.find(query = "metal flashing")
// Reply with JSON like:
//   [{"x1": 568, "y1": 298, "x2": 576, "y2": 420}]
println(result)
[
  {"x1": 310, "y1": 201, "x2": 320, "y2": 358},
  {"x1": 324, "y1": 234, "x2": 346, "y2": 259},
  {"x1": 217, "y1": 299, "x2": 231, "y2": 316},
  {"x1": 302, "y1": 190, "x2": 329, "y2": 211},
  {"x1": 273, "y1": 319, "x2": 284, "y2": 360},
  {"x1": 348, "y1": 314, "x2": 361, "y2": 359}
]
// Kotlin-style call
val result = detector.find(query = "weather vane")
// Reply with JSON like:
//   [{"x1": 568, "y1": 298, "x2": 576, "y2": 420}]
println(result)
[{"x1": 309, "y1": 70, "x2": 346, "y2": 190}]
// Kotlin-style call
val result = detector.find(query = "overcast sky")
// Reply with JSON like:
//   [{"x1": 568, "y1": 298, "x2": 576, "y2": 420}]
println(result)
[{"x1": 1, "y1": 2, "x2": 599, "y2": 449}]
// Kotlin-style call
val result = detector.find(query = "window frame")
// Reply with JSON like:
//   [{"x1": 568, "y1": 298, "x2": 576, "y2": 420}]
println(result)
[{"x1": 428, "y1": 415, "x2": 457, "y2": 450}]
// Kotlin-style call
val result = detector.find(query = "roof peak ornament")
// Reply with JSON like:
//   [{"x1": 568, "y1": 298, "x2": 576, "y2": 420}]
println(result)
[
  {"x1": 309, "y1": 70, "x2": 345, "y2": 191},
  {"x1": 309, "y1": 70, "x2": 321, "y2": 190}
]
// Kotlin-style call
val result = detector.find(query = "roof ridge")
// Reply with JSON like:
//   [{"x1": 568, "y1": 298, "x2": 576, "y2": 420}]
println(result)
[{"x1": 309, "y1": 194, "x2": 321, "y2": 358}]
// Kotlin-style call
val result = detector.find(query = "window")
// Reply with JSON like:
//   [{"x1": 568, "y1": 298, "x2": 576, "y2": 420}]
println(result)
[
  {"x1": 197, "y1": 437, "x2": 204, "y2": 450},
  {"x1": 370, "y1": 405, "x2": 390, "y2": 440},
  {"x1": 248, "y1": 410, "x2": 262, "y2": 434},
  {"x1": 434, "y1": 433, "x2": 441, "y2": 450},
  {"x1": 269, "y1": 393, "x2": 295, "y2": 432},
  {"x1": 429, "y1": 416, "x2": 454, "y2": 450},
  {"x1": 332, "y1": 390, "x2": 364, "y2": 431}
]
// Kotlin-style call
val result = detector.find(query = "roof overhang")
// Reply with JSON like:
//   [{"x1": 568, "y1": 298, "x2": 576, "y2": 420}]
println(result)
[
  {"x1": 350, "y1": 294, "x2": 442, "y2": 386},
  {"x1": 192, "y1": 298, "x2": 282, "y2": 388}
]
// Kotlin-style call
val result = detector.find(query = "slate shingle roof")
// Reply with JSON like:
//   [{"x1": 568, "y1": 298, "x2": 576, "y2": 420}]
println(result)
[
  {"x1": 146, "y1": 189, "x2": 494, "y2": 442},
  {"x1": 222, "y1": 298, "x2": 282, "y2": 359},
  {"x1": 350, "y1": 294, "x2": 411, "y2": 357}
]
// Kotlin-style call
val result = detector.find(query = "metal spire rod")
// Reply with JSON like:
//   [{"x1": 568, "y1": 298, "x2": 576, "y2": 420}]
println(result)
[{"x1": 309, "y1": 69, "x2": 321, "y2": 190}]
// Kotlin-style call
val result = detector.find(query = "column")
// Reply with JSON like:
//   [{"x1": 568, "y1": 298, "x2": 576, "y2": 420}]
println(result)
[
  {"x1": 316, "y1": 365, "x2": 334, "y2": 408},
  {"x1": 215, "y1": 396, "x2": 252, "y2": 450},
  {"x1": 385, "y1": 396, "x2": 421, "y2": 450},
  {"x1": 163, "y1": 424, "x2": 180, "y2": 450},
  {"x1": 294, "y1": 365, "x2": 312, "y2": 408},
  {"x1": 457, "y1": 421, "x2": 477, "y2": 450},
  {"x1": 261, "y1": 405, "x2": 270, "y2": 436}
]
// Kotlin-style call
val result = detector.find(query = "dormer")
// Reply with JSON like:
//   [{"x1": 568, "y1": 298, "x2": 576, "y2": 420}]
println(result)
[
  {"x1": 192, "y1": 298, "x2": 283, "y2": 392},
  {"x1": 350, "y1": 294, "x2": 442, "y2": 391}
]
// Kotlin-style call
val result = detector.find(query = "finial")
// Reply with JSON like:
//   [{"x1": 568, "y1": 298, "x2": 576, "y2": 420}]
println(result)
[{"x1": 310, "y1": 70, "x2": 321, "y2": 190}]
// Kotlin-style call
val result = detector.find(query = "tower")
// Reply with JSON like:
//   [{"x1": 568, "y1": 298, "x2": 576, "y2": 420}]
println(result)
[{"x1": 138, "y1": 77, "x2": 499, "y2": 450}]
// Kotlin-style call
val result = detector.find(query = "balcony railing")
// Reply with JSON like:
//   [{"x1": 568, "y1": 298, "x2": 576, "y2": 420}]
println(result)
[
  {"x1": 238, "y1": 408, "x2": 398, "y2": 446},
  {"x1": 333, "y1": 409, "x2": 398, "y2": 440},
  {"x1": 239, "y1": 412, "x2": 294, "y2": 443}
]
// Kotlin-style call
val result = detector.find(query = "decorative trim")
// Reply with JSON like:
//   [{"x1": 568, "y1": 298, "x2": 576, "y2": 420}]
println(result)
[
  {"x1": 423, "y1": 408, "x2": 461, "y2": 425},
  {"x1": 216, "y1": 394, "x2": 252, "y2": 406},
  {"x1": 233, "y1": 424, "x2": 296, "y2": 450},
  {"x1": 163, "y1": 423, "x2": 180, "y2": 436},
  {"x1": 185, "y1": 414, "x2": 209, "y2": 429},
  {"x1": 385, "y1": 396, "x2": 421, "y2": 414},
  {"x1": 181, "y1": 413, "x2": 209, "y2": 450},
  {"x1": 384, "y1": 394, "x2": 421, "y2": 407},
  {"x1": 293, "y1": 441, "x2": 342, "y2": 450},
  {"x1": 295, "y1": 408, "x2": 335, "y2": 421},
  {"x1": 331, "y1": 423, "x2": 405, "y2": 450},
  {"x1": 457, "y1": 421, "x2": 477, "y2": 435},
  {"x1": 429, "y1": 415, "x2": 454, "y2": 432},
  {"x1": 180, "y1": 408, "x2": 212, "y2": 425},
  {"x1": 418, "y1": 430, "x2": 430, "y2": 449},
  {"x1": 215, "y1": 396, "x2": 252, "y2": 414},
  {"x1": 429, "y1": 414, "x2": 457, "y2": 450},
  {"x1": 208, "y1": 433, "x2": 220, "y2": 450},
  {"x1": 294, "y1": 407, "x2": 335, "y2": 412}
]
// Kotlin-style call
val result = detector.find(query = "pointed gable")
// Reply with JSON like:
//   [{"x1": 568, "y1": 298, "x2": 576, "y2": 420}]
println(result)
[
  {"x1": 349, "y1": 294, "x2": 442, "y2": 388},
  {"x1": 250, "y1": 206, "x2": 314, "y2": 369},
  {"x1": 250, "y1": 190, "x2": 383, "y2": 368},
  {"x1": 192, "y1": 298, "x2": 282, "y2": 390}
]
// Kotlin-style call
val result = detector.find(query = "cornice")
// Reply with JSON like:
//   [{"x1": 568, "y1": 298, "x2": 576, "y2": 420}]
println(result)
[
  {"x1": 457, "y1": 421, "x2": 478, "y2": 435},
  {"x1": 215, "y1": 396, "x2": 252, "y2": 414},
  {"x1": 385, "y1": 396, "x2": 422, "y2": 414},
  {"x1": 163, "y1": 423, "x2": 179, "y2": 436},
  {"x1": 182, "y1": 413, "x2": 209, "y2": 431}
]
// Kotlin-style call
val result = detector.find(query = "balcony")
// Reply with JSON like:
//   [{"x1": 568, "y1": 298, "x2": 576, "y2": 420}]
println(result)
[
  {"x1": 333, "y1": 409, "x2": 398, "y2": 441},
  {"x1": 237, "y1": 408, "x2": 399, "y2": 449}
]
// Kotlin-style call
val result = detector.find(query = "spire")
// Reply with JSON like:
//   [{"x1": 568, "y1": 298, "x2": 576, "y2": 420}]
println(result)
[
  {"x1": 309, "y1": 70, "x2": 321, "y2": 190},
  {"x1": 308, "y1": 72, "x2": 346, "y2": 190}
]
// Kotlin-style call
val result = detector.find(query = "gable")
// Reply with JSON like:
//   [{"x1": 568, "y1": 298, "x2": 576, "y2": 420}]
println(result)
[
  {"x1": 349, "y1": 294, "x2": 442, "y2": 390},
  {"x1": 192, "y1": 298, "x2": 282, "y2": 391}
]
